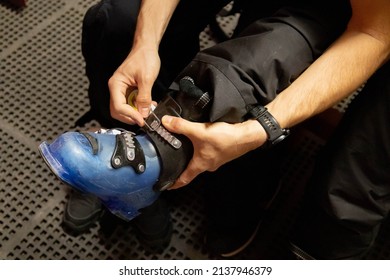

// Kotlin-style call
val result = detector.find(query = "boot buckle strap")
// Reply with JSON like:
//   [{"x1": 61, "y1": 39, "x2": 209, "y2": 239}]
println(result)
[
  {"x1": 144, "y1": 96, "x2": 183, "y2": 150},
  {"x1": 111, "y1": 131, "x2": 146, "y2": 173}
]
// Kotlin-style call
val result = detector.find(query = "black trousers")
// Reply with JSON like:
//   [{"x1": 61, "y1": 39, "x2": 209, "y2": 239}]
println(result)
[
  {"x1": 81, "y1": 0, "x2": 349, "y2": 125},
  {"x1": 81, "y1": 0, "x2": 231, "y2": 128},
  {"x1": 290, "y1": 63, "x2": 390, "y2": 259},
  {"x1": 80, "y1": 0, "x2": 390, "y2": 259}
]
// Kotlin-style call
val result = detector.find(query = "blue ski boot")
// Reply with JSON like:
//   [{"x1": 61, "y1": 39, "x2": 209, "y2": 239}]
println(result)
[{"x1": 39, "y1": 77, "x2": 211, "y2": 221}]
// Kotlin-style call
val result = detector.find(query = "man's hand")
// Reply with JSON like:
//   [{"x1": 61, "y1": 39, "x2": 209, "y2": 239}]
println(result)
[
  {"x1": 108, "y1": 46, "x2": 160, "y2": 126},
  {"x1": 162, "y1": 115, "x2": 267, "y2": 189},
  {"x1": 108, "y1": 0, "x2": 180, "y2": 126}
]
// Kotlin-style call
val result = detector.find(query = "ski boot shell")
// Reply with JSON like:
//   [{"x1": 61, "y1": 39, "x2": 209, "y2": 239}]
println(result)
[{"x1": 39, "y1": 129, "x2": 161, "y2": 221}]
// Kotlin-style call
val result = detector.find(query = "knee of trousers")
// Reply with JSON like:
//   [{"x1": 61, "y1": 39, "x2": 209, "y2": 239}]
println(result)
[
  {"x1": 82, "y1": 0, "x2": 140, "y2": 59},
  {"x1": 171, "y1": 21, "x2": 316, "y2": 124}
]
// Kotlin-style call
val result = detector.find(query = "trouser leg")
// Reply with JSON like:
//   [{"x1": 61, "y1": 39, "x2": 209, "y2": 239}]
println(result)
[
  {"x1": 81, "y1": 0, "x2": 231, "y2": 128},
  {"x1": 81, "y1": 0, "x2": 139, "y2": 128},
  {"x1": 169, "y1": 3, "x2": 351, "y2": 254},
  {"x1": 171, "y1": 3, "x2": 350, "y2": 123},
  {"x1": 290, "y1": 62, "x2": 390, "y2": 259},
  {"x1": 173, "y1": 3, "x2": 351, "y2": 201}
]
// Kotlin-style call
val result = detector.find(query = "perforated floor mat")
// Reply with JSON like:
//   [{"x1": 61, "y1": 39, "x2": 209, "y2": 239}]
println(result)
[{"x1": 1, "y1": 0, "x2": 389, "y2": 260}]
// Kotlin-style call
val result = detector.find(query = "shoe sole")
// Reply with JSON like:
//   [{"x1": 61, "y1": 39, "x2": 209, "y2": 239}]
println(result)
[
  {"x1": 134, "y1": 220, "x2": 173, "y2": 250},
  {"x1": 220, "y1": 222, "x2": 261, "y2": 258},
  {"x1": 289, "y1": 242, "x2": 316, "y2": 260}
]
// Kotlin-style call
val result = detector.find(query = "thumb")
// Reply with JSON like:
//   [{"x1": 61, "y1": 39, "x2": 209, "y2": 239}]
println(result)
[
  {"x1": 162, "y1": 115, "x2": 195, "y2": 137},
  {"x1": 136, "y1": 85, "x2": 153, "y2": 118}
]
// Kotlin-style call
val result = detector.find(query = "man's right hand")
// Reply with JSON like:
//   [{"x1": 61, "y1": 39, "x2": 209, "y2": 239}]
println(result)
[{"x1": 108, "y1": 46, "x2": 161, "y2": 126}]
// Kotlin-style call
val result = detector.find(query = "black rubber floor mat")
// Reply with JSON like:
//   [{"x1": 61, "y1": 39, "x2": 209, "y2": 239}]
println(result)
[{"x1": 1, "y1": 0, "x2": 389, "y2": 260}]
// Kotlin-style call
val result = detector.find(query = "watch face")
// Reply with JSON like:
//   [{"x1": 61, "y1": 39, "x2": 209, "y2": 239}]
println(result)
[{"x1": 270, "y1": 131, "x2": 289, "y2": 145}]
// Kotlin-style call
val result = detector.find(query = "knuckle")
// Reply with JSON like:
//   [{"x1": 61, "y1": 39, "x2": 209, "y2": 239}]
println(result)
[
  {"x1": 169, "y1": 117, "x2": 180, "y2": 129},
  {"x1": 136, "y1": 95, "x2": 151, "y2": 104},
  {"x1": 179, "y1": 177, "x2": 189, "y2": 185},
  {"x1": 110, "y1": 103, "x2": 118, "y2": 114},
  {"x1": 108, "y1": 77, "x2": 115, "y2": 88},
  {"x1": 110, "y1": 110, "x2": 118, "y2": 119}
]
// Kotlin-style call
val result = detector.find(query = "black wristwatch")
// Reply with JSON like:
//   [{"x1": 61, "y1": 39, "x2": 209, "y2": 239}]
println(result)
[{"x1": 249, "y1": 105, "x2": 290, "y2": 146}]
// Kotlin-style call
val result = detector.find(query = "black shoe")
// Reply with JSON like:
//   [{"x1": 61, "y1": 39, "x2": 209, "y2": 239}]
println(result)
[
  {"x1": 204, "y1": 146, "x2": 283, "y2": 257},
  {"x1": 205, "y1": 180, "x2": 281, "y2": 257},
  {"x1": 132, "y1": 197, "x2": 173, "y2": 251},
  {"x1": 62, "y1": 191, "x2": 105, "y2": 234}
]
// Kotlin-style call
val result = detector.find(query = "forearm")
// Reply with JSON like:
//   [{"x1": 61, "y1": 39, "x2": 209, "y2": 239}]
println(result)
[
  {"x1": 266, "y1": 0, "x2": 390, "y2": 129},
  {"x1": 267, "y1": 31, "x2": 390, "y2": 129},
  {"x1": 239, "y1": 0, "x2": 390, "y2": 151},
  {"x1": 133, "y1": 0, "x2": 180, "y2": 50}
]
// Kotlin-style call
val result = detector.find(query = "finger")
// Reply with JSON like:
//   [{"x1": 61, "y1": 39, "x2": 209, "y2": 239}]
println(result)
[
  {"x1": 168, "y1": 160, "x2": 203, "y2": 190},
  {"x1": 168, "y1": 176, "x2": 191, "y2": 190},
  {"x1": 118, "y1": 112, "x2": 145, "y2": 126},
  {"x1": 110, "y1": 100, "x2": 145, "y2": 126},
  {"x1": 108, "y1": 76, "x2": 128, "y2": 103},
  {"x1": 109, "y1": 78, "x2": 131, "y2": 113}
]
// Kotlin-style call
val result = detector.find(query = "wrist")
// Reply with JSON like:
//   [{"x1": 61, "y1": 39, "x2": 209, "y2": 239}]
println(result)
[
  {"x1": 236, "y1": 120, "x2": 267, "y2": 151},
  {"x1": 249, "y1": 105, "x2": 290, "y2": 147},
  {"x1": 132, "y1": 35, "x2": 159, "y2": 51}
]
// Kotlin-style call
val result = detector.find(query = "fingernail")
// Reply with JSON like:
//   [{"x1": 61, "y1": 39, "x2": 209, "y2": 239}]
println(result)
[
  {"x1": 140, "y1": 107, "x2": 149, "y2": 118},
  {"x1": 162, "y1": 115, "x2": 172, "y2": 124}
]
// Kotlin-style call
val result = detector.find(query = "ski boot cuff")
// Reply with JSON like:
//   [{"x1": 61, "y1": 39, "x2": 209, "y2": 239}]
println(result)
[{"x1": 143, "y1": 77, "x2": 211, "y2": 191}]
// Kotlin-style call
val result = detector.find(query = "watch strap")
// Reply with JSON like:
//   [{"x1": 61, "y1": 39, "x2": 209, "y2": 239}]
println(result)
[{"x1": 249, "y1": 105, "x2": 290, "y2": 146}]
